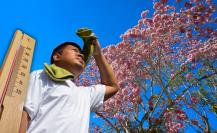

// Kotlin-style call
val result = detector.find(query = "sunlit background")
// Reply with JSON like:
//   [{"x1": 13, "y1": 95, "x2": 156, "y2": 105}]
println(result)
[{"x1": 0, "y1": 0, "x2": 149, "y2": 71}]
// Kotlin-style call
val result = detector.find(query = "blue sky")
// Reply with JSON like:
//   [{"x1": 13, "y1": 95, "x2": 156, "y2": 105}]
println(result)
[{"x1": 0, "y1": 0, "x2": 150, "y2": 71}]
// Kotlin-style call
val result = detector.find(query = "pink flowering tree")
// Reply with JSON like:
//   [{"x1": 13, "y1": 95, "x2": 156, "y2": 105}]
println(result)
[{"x1": 76, "y1": 0, "x2": 217, "y2": 132}]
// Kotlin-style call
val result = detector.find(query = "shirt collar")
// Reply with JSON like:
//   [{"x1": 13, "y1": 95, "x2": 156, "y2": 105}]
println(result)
[{"x1": 65, "y1": 79, "x2": 76, "y2": 88}]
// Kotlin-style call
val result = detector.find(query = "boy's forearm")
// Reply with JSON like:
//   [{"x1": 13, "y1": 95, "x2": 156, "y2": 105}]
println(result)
[
  {"x1": 19, "y1": 110, "x2": 29, "y2": 133},
  {"x1": 93, "y1": 52, "x2": 117, "y2": 87}
]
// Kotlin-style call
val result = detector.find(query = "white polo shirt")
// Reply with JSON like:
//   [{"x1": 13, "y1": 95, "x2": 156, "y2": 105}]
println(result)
[{"x1": 24, "y1": 70, "x2": 106, "y2": 133}]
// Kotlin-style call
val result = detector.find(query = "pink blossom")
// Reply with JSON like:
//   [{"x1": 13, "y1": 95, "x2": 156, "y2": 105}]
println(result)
[
  {"x1": 165, "y1": 5, "x2": 176, "y2": 10},
  {"x1": 184, "y1": 2, "x2": 192, "y2": 8},
  {"x1": 154, "y1": 2, "x2": 164, "y2": 10},
  {"x1": 175, "y1": 110, "x2": 188, "y2": 120},
  {"x1": 161, "y1": 0, "x2": 168, "y2": 4},
  {"x1": 153, "y1": 14, "x2": 161, "y2": 23},
  {"x1": 141, "y1": 10, "x2": 149, "y2": 18},
  {"x1": 190, "y1": 96, "x2": 198, "y2": 104},
  {"x1": 161, "y1": 14, "x2": 171, "y2": 21},
  {"x1": 186, "y1": 31, "x2": 192, "y2": 38},
  {"x1": 209, "y1": 5, "x2": 216, "y2": 13},
  {"x1": 191, "y1": 120, "x2": 199, "y2": 125},
  {"x1": 148, "y1": 97, "x2": 153, "y2": 107},
  {"x1": 170, "y1": 73, "x2": 175, "y2": 79},
  {"x1": 185, "y1": 73, "x2": 193, "y2": 78},
  {"x1": 122, "y1": 89, "x2": 128, "y2": 95},
  {"x1": 118, "y1": 81, "x2": 125, "y2": 88},
  {"x1": 123, "y1": 96, "x2": 128, "y2": 101},
  {"x1": 146, "y1": 19, "x2": 153, "y2": 26},
  {"x1": 156, "y1": 28, "x2": 165, "y2": 34},
  {"x1": 206, "y1": 0, "x2": 212, "y2": 5},
  {"x1": 132, "y1": 87, "x2": 140, "y2": 95},
  {"x1": 165, "y1": 121, "x2": 184, "y2": 133}
]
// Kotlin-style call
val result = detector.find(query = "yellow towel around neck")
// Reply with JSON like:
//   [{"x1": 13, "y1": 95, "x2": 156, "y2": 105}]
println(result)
[{"x1": 44, "y1": 63, "x2": 74, "y2": 81}]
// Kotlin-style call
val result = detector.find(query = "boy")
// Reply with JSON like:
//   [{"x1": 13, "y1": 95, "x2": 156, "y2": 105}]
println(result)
[{"x1": 19, "y1": 39, "x2": 118, "y2": 133}]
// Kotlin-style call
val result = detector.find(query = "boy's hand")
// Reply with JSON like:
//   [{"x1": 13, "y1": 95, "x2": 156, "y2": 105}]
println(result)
[{"x1": 92, "y1": 39, "x2": 102, "y2": 56}]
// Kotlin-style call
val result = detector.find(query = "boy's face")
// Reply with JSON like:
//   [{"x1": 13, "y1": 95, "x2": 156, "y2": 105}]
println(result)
[{"x1": 53, "y1": 45, "x2": 85, "y2": 76}]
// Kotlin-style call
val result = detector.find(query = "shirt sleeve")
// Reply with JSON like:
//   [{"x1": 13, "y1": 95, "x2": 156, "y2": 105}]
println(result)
[
  {"x1": 24, "y1": 71, "x2": 43, "y2": 120},
  {"x1": 89, "y1": 84, "x2": 106, "y2": 112}
]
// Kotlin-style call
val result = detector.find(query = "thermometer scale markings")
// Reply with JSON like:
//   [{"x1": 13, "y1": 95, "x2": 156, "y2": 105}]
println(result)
[{"x1": 6, "y1": 45, "x2": 27, "y2": 97}]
